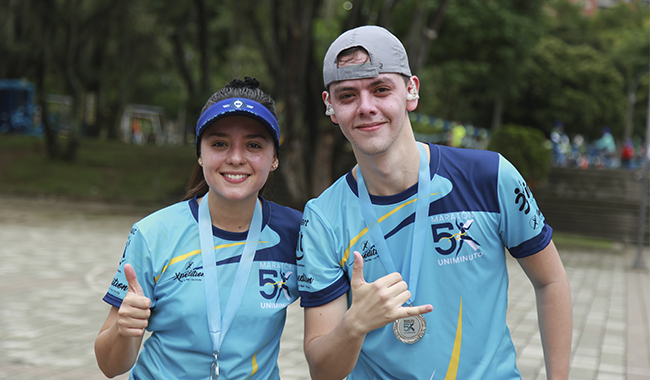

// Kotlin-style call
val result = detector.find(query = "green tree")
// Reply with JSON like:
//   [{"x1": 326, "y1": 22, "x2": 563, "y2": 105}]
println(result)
[
  {"x1": 488, "y1": 124, "x2": 551, "y2": 187},
  {"x1": 539, "y1": 0, "x2": 649, "y2": 141},
  {"x1": 216, "y1": 0, "x2": 453, "y2": 207},
  {"x1": 149, "y1": 0, "x2": 221, "y2": 136},
  {"x1": 16, "y1": 0, "x2": 643, "y2": 207},
  {"x1": 545, "y1": 0, "x2": 594, "y2": 46},
  {"x1": 0, "y1": 0, "x2": 165, "y2": 159},
  {"x1": 591, "y1": 2, "x2": 650, "y2": 141},
  {"x1": 506, "y1": 35, "x2": 626, "y2": 140},
  {"x1": 424, "y1": 0, "x2": 546, "y2": 130}
]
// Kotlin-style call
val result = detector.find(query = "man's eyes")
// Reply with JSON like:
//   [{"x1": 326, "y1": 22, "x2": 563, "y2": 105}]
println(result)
[{"x1": 337, "y1": 87, "x2": 391, "y2": 101}]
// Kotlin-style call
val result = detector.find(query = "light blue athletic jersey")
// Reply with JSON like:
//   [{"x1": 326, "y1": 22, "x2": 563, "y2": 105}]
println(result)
[
  {"x1": 297, "y1": 143, "x2": 553, "y2": 380},
  {"x1": 103, "y1": 196, "x2": 302, "y2": 380}
]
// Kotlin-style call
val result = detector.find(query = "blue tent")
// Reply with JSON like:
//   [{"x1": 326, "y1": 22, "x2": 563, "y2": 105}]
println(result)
[{"x1": 0, "y1": 79, "x2": 41, "y2": 135}]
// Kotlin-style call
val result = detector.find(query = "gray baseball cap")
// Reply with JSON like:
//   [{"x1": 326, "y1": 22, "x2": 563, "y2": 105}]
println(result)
[{"x1": 323, "y1": 25, "x2": 412, "y2": 88}]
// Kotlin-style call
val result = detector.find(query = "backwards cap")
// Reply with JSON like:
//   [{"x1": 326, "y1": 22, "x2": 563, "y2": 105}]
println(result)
[{"x1": 322, "y1": 25, "x2": 412, "y2": 88}]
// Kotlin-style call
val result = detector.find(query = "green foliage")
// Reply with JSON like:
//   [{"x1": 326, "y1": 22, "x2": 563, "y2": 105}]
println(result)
[
  {"x1": 2, "y1": 0, "x2": 648, "y2": 204},
  {"x1": 0, "y1": 136, "x2": 196, "y2": 206},
  {"x1": 488, "y1": 124, "x2": 551, "y2": 186},
  {"x1": 538, "y1": 1, "x2": 649, "y2": 139},
  {"x1": 592, "y1": 4, "x2": 650, "y2": 138},
  {"x1": 545, "y1": 0, "x2": 594, "y2": 46},
  {"x1": 411, "y1": 115, "x2": 444, "y2": 135},
  {"x1": 507, "y1": 35, "x2": 626, "y2": 139},
  {"x1": 424, "y1": 0, "x2": 546, "y2": 124},
  {"x1": 591, "y1": 1, "x2": 648, "y2": 31}
]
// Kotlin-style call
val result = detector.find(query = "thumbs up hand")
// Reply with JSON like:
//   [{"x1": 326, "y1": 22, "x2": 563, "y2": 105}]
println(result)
[
  {"x1": 116, "y1": 263, "x2": 152, "y2": 337},
  {"x1": 347, "y1": 251, "x2": 432, "y2": 337}
]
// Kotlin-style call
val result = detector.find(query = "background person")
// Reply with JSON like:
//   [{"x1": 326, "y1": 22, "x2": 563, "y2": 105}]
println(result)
[
  {"x1": 621, "y1": 138, "x2": 635, "y2": 169},
  {"x1": 593, "y1": 126, "x2": 617, "y2": 169},
  {"x1": 550, "y1": 121, "x2": 570, "y2": 167},
  {"x1": 94, "y1": 77, "x2": 302, "y2": 379},
  {"x1": 297, "y1": 25, "x2": 572, "y2": 380}
]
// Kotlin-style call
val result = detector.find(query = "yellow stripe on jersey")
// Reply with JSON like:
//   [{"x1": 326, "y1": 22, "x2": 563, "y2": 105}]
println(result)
[
  {"x1": 339, "y1": 198, "x2": 416, "y2": 267},
  {"x1": 247, "y1": 351, "x2": 259, "y2": 379},
  {"x1": 154, "y1": 248, "x2": 203, "y2": 283},
  {"x1": 154, "y1": 241, "x2": 267, "y2": 283},
  {"x1": 246, "y1": 327, "x2": 275, "y2": 379},
  {"x1": 445, "y1": 297, "x2": 462, "y2": 380},
  {"x1": 339, "y1": 192, "x2": 439, "y2": 267}
]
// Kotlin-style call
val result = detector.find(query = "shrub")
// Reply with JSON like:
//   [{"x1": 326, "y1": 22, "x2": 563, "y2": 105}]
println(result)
[{"x1": 488, "y1": 124, "x2": 551, "y2": 187}]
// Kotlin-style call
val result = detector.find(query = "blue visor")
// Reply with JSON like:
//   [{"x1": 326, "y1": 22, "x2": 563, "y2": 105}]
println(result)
[{"x1": 195, "y1": 98, "x2": 280, "y2": 147}]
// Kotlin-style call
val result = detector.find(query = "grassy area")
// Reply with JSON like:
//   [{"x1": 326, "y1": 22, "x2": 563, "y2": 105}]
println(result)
[
  {"x1": 0, "y1": 135, "x2": 196, "y2": 208},
  {"x1": 0, "y1": 135, "x2": 620, "y2": 251},
  {"x1": 552, "y1": 232, "x2": 616, "y2": 251}
]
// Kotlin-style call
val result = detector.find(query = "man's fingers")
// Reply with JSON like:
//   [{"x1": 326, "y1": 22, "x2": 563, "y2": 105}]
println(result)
[
  {"x1": 124, "y1": 263, "x2": 144, "y2": 296},
  {"x1": 398, "y1": 304, "x2": 433, "y2": 319}
]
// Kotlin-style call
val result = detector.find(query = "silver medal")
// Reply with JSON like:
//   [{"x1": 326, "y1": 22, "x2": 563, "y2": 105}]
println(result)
[{"x1": 393, "y1": 314, "x2": 426, "y2": 344}]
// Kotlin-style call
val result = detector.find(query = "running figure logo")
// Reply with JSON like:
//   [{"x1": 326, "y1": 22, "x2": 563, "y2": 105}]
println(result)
[
  {"x1": 435, "y1": 219, "x2": 481, "y2": 256},
  {"x1": 275, "y1": 271, "x2": 292, "y2": 302},
  {"x1": 454, "y1": 220, "x2": 481, "y2": 254}
]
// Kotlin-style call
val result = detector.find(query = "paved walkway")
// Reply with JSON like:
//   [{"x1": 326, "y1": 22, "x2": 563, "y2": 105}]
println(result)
[{"x1": 0, "y1": 196, "x2": 648, "y2": 379}]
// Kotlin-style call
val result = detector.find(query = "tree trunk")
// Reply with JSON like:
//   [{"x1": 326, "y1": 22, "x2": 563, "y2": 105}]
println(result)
[
  {"x1": 310, "y1": 129, "x2": 336, "y2": 197},
  {"x1": 624, "y1": 89, "x2": 635, "y2": 143},
  {"x1": 35, "y1": 61, "x2": 59, "y2": 159},
  {"x1": 62, "y1": 87, "x2": 82, "y2": 161},
  {"x1": 491, "y1": 93, "x2": 503, "y2": 132},
  {"x1": 62, "y1": 3, "x2": 83, "y2": 161},
  {"x1": 409, "y1": 0, "x2": 452, "y2": 74},
  {"x1": 196, "y1": 0, "x2": 210, "y2": 95}
]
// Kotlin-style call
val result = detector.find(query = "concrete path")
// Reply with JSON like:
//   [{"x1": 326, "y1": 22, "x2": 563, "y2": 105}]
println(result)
[{"x1": 0, "y1": 196, "x2": 647, "y2": 379}]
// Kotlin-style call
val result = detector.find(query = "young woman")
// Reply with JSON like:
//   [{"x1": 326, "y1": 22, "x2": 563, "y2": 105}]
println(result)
[{"x1": 95, "y1": 77, "x2": 302, "y2": 379}]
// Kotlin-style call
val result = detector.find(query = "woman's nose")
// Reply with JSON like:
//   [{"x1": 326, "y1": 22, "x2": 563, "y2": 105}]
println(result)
[{"x1": 226, "y1": 145, "x2": 246, "y2": 165}]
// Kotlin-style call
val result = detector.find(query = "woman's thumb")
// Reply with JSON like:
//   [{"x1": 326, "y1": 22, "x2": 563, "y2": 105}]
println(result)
[{"x1": 124, "y1": 263, "x2": 144, "y2": 296}]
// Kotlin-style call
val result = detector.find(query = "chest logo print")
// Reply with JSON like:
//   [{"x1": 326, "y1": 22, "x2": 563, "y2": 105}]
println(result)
[
  {"x1": 432, "y1": 219, "x2": 481, "y2": 256},
  {"x1": 259, "y1": 269, "x2": 292, "y2": 302}
]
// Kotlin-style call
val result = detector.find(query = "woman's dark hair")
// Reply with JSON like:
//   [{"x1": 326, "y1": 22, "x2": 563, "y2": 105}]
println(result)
[{"x1": 182, "y1": 77, "x2": 278, "y2": 201}]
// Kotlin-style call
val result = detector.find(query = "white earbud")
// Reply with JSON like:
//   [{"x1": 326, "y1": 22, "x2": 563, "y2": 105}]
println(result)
[
  {"x1": 324, "y1": 93, "x2": 335, "y2": 116},
  {"x1": 406, "y1": 78, "x2": 419, "y2": 101}
]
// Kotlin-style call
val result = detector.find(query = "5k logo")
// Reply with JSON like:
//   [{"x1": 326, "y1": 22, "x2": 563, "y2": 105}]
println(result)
[
  {"x1": 431, "y1": 221, "x2": 481, "y2": 256},
  {"x1": 259, "y1": 269, "x2": 292, "y2": 301}
]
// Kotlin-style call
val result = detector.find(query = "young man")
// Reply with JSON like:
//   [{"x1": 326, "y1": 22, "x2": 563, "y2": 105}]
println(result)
[{"x1": 296, "y1": 25, "x2": 572, "y2": 380}]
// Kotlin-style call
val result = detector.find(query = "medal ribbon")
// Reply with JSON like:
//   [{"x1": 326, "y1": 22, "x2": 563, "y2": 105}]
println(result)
[
  {"x1": 356, "y1": 143, "x2": 430, "y2": 306},
  {"x1": 199, "y1": 194, "x2": 262, "y2": 376}
]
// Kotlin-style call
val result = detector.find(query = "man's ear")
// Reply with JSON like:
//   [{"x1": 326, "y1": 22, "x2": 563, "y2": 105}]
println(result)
[
  {"x1": 406, "y1": 76, "x2": 420, "y2": 111},
  {"x1": 322, "y1": 91, "x2": 338, "y2": 124}
]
